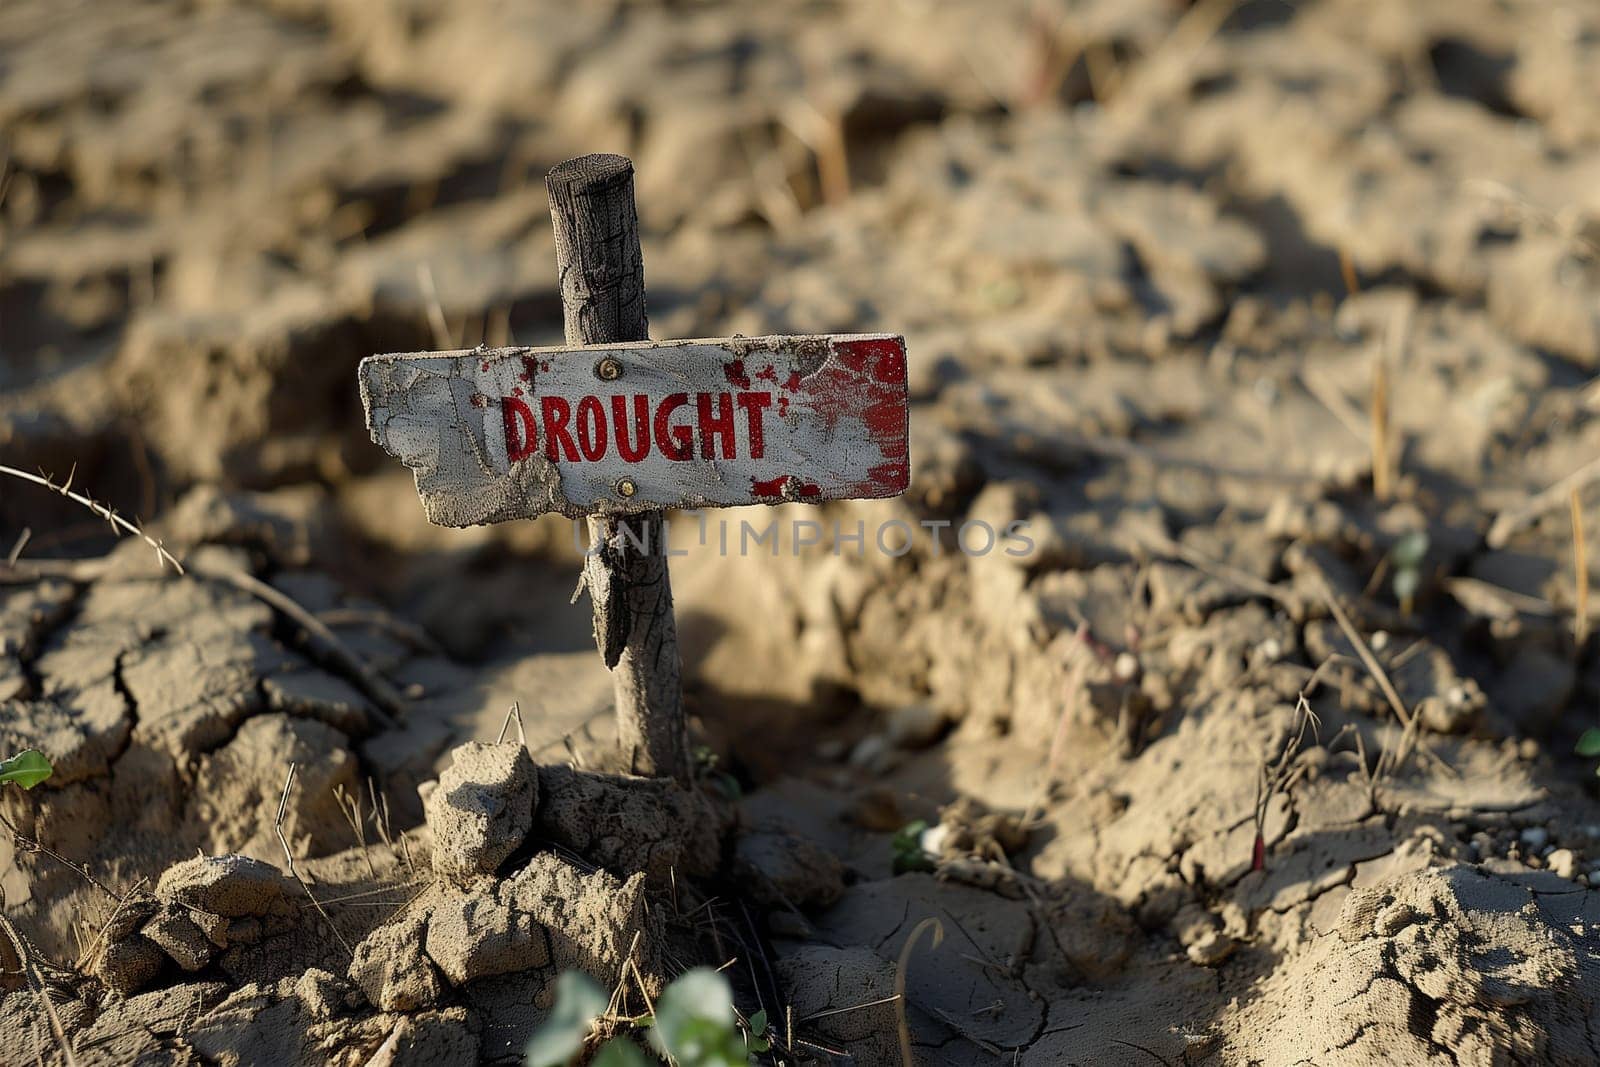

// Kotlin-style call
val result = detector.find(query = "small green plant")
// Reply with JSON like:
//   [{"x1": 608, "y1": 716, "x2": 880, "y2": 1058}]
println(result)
[
  {"x1": 1576, "y1": 729, "x2": 1600, "y2": 774},
  {"x1": 1389, "y1": 530, "x2": 1429, "y2": 616},
  {"x1": 0, "y1": 750, "x2": 52, "y2": 790},
  {"x1": 526, "y1": 967, "x2": 762, "y2": 1067},
  {"x1": 891, "y1": 819, "x2": 935, "y2": 874},
  {"x1": 692, "y1": 745, "x2": 741, "y2": 802}
]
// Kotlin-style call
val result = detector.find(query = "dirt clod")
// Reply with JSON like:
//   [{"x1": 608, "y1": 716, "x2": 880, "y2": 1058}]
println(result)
[{"x1": 423, "y1": 741, "x2": 536, "y2": 884}]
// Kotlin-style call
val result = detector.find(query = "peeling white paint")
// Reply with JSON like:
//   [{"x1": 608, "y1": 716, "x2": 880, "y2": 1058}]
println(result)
[{"x1": 359, "y1": 333, "x2": 909, "y2": 526}]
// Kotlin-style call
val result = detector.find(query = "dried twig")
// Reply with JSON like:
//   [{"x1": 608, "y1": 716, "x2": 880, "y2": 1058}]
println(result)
[
  {"x1": 0, "y1": 465, "x2": 182, "y2": 574},
  {"x1": 496, "y1": 701, "x2": 528, "y2": 747}
]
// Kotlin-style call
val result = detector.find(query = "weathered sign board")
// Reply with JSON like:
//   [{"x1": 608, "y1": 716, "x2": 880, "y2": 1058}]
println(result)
[{"x1": 359, "y1": 332, "x2": 909, "y2": 526}]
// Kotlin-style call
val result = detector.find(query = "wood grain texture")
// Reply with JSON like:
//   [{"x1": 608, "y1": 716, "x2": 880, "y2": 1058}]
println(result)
[{"x1": 547, "y1": 153, "x2": 688, "y2": 782}]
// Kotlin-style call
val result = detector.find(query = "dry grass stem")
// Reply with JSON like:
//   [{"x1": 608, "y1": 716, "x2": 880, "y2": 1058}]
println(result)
[
  {"x1": 1370, "y1": 353, "x2": 1391, "y2": 502},
  {"x1": 275, "y1": 763, "x2": 354, "y2": 958},
  {"x1": 1488, "y1": 454, "x2": 1600, "y2": 549},
  {"x1": 415, "y1": 262, "x2": 452, "y2": 350},
  {"x1": 895, "y1": 917, "x2": 944, "y2": 1067},
  {"x1": 1338, "y1": 247, "x2": 1361, "y2": 297}
]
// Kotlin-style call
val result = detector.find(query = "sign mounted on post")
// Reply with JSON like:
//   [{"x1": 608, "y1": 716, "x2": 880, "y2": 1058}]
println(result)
[{"x1": 360, "y1": 332, "x2": 909, "y2": 526}]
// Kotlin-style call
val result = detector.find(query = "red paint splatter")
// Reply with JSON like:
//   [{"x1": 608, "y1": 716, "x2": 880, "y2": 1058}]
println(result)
[
  {"x1": 481, "y1": 361, "x2": 491, "y2": 372},
  {"x1": 750, "y1": 476, "x2": 820, "y2": 498},
  {"x1": 776, "y1": 395, "x2": 790, "y2": 417},
  {"x1": 520, "y1": 356, "x2": 538, "y2": 382},
  {"x1": 755, "y1": 365, "x2": 778, "y2": 383},
  {"x1": 724, "y1": 359, "x2": 751, "y2": 389},
  {"x1": 511, "y1": 387, "x2": 523, "y2": 397},
  {"x1": 782, "y1": 371, "x2": 803, "y2": 392},
  {"x1": 792, "y1": 338, "x2": 909, "y2": 501}
]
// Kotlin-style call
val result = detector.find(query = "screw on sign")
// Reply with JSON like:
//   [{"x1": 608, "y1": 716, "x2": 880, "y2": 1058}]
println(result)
[{"x1": 359, "y1": 154, "x2": 909, "y2": 783}]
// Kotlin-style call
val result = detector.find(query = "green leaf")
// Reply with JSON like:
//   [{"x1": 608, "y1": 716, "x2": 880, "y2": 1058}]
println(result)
[
  {"x1": 648, "y1": 968, "x2": 748, "y2": 1066},
  {"x1": 590, "y1": 1041, "x2": 652, "y2": 1067},
  {"x1": 1576, "y1": 728, "x2": 1600, "y2": 758},
  {"x1": 525, "y1": 972, "x2": 608, "y2": 1067},
  {"x1": 747, "y1": 1009, "x2": 767, "y2": 1038},
  {"x1": 0, "y1": 750, "x2": 52, "y2": 790},
  {"x1": 1390, "y1": 531, "x2": 1429, "y2": 570}
]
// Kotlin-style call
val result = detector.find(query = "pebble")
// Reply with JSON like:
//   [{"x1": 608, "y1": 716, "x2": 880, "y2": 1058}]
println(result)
[
  {"x1": 1519, "y1": 827, "x2": 1550, "y2": 851},
  {"x1": 1547, "y1": 849, "x2": 1578, "y2": 880}
]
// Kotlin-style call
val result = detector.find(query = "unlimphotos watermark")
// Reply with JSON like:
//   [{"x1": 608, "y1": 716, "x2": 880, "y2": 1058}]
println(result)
[{"x1": 572, "y1": 514, "x2": 1034, "y2": 558}]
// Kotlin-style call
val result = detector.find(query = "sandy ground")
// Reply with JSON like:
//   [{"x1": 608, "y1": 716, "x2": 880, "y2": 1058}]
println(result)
[{"x1": 4, "y1": 0, "x2": 1600, "y2": 1063}]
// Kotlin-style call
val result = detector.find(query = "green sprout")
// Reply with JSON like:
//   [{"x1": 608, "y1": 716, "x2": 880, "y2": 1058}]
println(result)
[
  {"x1": 1577, "y1": 729, "x2": 1600, "y2": 775},
  {"x1": 0, "y1": 750, "x2": 53, "y2": 790},
  {"x1": 1389, "y1": 530, "x2": 1429, "y2": 616},
  {"x1": 891, "y1": 819, "x2": 935, "y2": 875},
  {"x1": 526, "y1": 967, "x2": 762, "y2": 1067}
]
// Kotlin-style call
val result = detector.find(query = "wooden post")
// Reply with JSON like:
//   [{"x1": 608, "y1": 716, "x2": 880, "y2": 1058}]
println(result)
[{"x1": 546, "y1": 153, "x2": 690, "y2": 783}]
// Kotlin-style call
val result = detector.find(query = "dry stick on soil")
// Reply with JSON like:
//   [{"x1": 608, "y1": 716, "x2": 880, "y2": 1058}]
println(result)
[
  {"x1": 190, "y1": 558, "x2": 402, "y2": 727},
  {"x1": 894, "y1": 917, "x2": 944, "y2": 1067},
  {"x1": 1487, "y1": 453, "x2": 1600, "y2": 549},
  {"x1": 0, "y1": 464, "x2": 183, "y2": 574},
  {"x1": 275, "y1": 763, "x2": 354, "y2": 958},
  {"x1": 1573, "y1": 487, "x2": 1590, "y2": 648}
]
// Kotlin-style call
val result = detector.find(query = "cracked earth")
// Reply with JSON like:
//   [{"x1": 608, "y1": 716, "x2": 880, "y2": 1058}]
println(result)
[{"x1": 5, "y1": 0, "x2": 1600, "y2": 1063}]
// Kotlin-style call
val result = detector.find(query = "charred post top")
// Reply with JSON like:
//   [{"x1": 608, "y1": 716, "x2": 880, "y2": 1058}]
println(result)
[{"x1": 545, "y1": 153, "x2": 649, "y2": 348}]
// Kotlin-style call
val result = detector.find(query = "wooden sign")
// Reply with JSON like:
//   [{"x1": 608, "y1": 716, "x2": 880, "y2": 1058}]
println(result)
[{"x1": 360, "y1": 333, "x2": 909, "y2": 526}]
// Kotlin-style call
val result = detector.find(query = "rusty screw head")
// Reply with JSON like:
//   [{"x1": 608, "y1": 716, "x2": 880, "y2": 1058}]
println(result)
[
  {"x1": 596, "y1": 357, "x2": 623, "y2": 381},
  {"x1": 616, "y1": 478, "x2": 637, "y2": 498}
]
